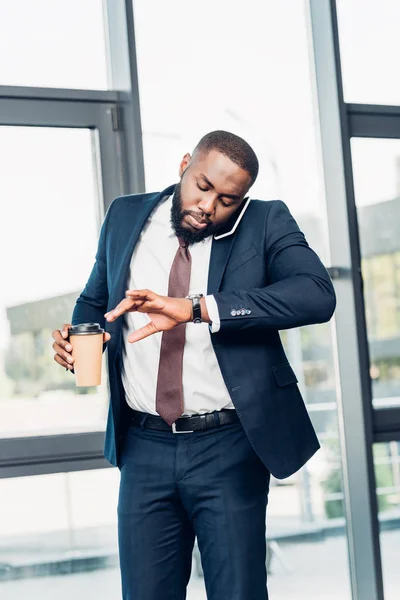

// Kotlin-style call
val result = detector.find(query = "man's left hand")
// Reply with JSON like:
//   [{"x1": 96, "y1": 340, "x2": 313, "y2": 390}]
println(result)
[{"x1": 104, "y1": 289, "x2": 193, "y2": 343}]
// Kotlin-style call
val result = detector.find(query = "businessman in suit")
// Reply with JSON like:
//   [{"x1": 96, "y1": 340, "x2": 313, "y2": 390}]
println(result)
[{"x1": 52, "y1": 130, "x2": 336, "y2": 600}]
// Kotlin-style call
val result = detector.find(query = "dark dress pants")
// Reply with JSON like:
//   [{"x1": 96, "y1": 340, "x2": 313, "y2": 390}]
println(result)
[{"x1": 117, "y1": 419, "x2": 270, "y2": 600}]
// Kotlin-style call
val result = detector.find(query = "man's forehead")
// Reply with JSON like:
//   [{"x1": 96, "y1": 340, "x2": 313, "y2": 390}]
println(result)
[
  {"x1": 197, "y1": 172, "x2": 241, "y2": 196},
  {"x1": 193, "y1": 151, "x2": 250, "y2": 191}
]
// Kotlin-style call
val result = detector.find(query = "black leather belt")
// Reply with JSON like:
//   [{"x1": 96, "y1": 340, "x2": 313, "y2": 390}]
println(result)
[{"x1": 129, "y1": 408, "x2": 239, "y2": 433}]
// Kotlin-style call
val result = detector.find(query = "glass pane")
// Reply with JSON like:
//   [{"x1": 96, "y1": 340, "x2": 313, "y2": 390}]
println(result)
[
  {"x1": 0, "y1": 0, "x2": 108, "y2": 89},
  {"x1": 0, "y1": 126, "x2": 108, "y2": 437},
  {"x1": 133, "y1": 1, "x2": 351, "y2": 599},
  {"x1": 336, "y1": 0, "x2": 400, "y2": 105},
  {"x1": 373, "y1": 442, "x2": 400, "y2": 600},
  {"x1": 0, "y1": 469, "x2": 121, "y2": 598},
  {"x1": 0, "y1": 469, "x2": 219, "y2": 598},
  {"x1": 134, "y1": 0, "x2": 332, "y2": 263},
  {"x1": 351, "y1": 138, "x2": 400, "y2": 408}
]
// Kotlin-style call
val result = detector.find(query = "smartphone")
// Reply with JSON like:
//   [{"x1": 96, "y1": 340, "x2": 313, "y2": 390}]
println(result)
[{"x1": 213, "y1": 197, "x2": 252, "y2": 240}]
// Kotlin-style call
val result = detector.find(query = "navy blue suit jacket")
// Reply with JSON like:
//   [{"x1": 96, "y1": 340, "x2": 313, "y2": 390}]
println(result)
[{"x1": 72, "y1": 184, "x2": 336, "y2": 479}]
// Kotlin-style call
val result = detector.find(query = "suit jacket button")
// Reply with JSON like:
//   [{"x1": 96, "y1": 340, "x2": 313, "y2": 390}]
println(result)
[
  {"x1": 240, "y1": 309, "x2": 246, "y2": 315},
  {"x1": 246, "y1": 309, "x2": 251, "y2": 315},
  {"x1": 230, "y1": 309, "x2": 237, "y2": 316}
]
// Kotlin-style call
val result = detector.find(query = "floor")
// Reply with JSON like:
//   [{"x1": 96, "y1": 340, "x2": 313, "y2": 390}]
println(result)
[{"x1": 1, "y1": 530, "x2": 399, "y2": 600}]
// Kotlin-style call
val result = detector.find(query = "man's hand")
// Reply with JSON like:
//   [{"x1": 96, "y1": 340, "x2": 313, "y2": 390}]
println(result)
[
  {"x1": 105, "y1": 289, "x2": 193, "y2": 343},
  {"x1": 52, "y1": 323, "x2": 111, "y2": 370}
]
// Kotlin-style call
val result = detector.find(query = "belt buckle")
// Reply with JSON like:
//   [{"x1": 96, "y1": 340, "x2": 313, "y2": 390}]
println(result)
[{"x1": 172, "y1": 421, "x2": 194, "y2": 434}]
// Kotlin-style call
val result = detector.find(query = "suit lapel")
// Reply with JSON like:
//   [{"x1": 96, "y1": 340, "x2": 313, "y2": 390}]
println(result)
[
  {"x1": 111, "y1": 185, "x2": 176, "y2": 308},
  {"x1": 207, "y1": 197, "x2": 252, "y2": 294},
  {"x1": 207, "y1": 234, "x2": 237, "y2": 295}
]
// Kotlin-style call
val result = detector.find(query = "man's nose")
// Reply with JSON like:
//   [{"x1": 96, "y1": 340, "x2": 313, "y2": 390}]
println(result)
[{"x1": 198, "y1": 195, "x2": 217, "y2": 216}]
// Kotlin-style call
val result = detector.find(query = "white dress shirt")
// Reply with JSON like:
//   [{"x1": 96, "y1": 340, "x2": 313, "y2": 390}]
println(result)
[{"x1": 121, "y1": 194, "x2": 234, "y2": 415}]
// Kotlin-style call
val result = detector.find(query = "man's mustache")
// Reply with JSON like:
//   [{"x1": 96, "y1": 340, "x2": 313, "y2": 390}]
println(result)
[{"x1": 183, "y1": 211, "x2": 211, "y2": 226}]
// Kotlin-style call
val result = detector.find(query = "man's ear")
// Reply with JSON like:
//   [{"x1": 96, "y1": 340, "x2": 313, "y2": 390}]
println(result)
[{"x1": 179, "y1": 153, "x2": 192, "y2": 178}]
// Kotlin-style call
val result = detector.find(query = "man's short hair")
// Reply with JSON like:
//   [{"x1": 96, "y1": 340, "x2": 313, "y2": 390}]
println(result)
[{"x1": 194, "y1": 130, "x2": 259, "y2": 185}]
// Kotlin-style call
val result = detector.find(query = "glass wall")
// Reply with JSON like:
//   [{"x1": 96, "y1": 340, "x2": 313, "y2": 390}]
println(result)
[
  {"x1": 133, "y1": 1, "x2": 351, "y2": 598},
  {"x1": 0, "y1": 0, "x2": 125, "y2": 596},
  {"x1": 336, "y1": 0, "x2": 400, "y2": 105},
  {"x1": 0, "y1": 126, "x2": 109, "y2": 438},
  {"x1": 373, "y1": 442, "x2": 400, "y2": 600},
  {"x1": 0, "y1": 469, "x2": 120, "y2": 598},
  {"x1": 5, "y1": 1, "x2": 400, "y2": 599},
  {"x1": 350, "y1": 137, "x2": 400, "y2": 409},
  {"x1": 0, "y1": 0, "x2": 109, "y2": 89}
]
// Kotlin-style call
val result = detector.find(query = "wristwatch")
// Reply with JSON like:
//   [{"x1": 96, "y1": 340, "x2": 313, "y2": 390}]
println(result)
[{"x1": 186, "y1": 293, "x2": 204, "y2": 323}]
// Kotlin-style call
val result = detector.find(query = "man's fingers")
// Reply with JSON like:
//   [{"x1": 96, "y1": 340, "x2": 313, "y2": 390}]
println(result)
[
  {"x1": 61, "y1": 323, "x2": 72, "y2": 339},
  {"x1": 125, "y1": 291, "x2": 162, "y2": 310},
  {"x1": 105, "y1": 298, "x2": 135, "y2": 321},
  {"x1": 105, "y1": 287, "x2": 163, "y2": 323},
  {"x1": 54, "y1": 353, "x2": 73, "y2": 370},
  {"x1": 52, "y1": 341, "x2": 74, "y2": 365},
  {"x1": 103, "y1": 332, "x2": 111, "y2": 342},
  {"x1": 125, "y1": 290, "x2": 165, "y2": 313},
  {"x1": 125, "y1": 289, "x2": 154, "y2": 299},
  {"x1": 52, "y1": 327, "x2": 73, "y2": 353},
  {"x1": 127, "y1": 322, "x2": 159, "y2": 343},
  {"x1": 125, "y1": 291, "x2": 157, "y2": 306},
  {"x1": 105, "y1": 298, "x2": 146, "y2": 321}
]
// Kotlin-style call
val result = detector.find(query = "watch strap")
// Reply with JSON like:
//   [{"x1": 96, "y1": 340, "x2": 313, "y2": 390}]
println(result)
[
  {"x1": 186, "y1": 294, "x2": 204, "y2": 323},
  {"x1": 192, "y1": 296, "x2": 202, "y2": 323}
]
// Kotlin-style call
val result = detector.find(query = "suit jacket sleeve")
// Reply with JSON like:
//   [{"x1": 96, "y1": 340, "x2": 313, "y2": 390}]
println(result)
[
  {"x1": 212, "y1": 200, "x2": 336, "y2": 332},
  {"x1": 71, "y1": 201, "x2": 114, "y2": 328}
]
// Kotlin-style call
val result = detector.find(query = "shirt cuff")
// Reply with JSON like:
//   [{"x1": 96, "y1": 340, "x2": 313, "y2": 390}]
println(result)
[{"x1": 205, "y1": 295, "x2": 221, "y2": 333}]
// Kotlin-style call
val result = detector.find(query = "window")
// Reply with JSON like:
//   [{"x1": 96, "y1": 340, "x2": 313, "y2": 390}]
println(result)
[
  {"x1": 0, "y1": 0, "x2": 108, "y2": 89},
  {"x1": 0, "y1": 469, "x2": 120, "y2": 597},
  {"x1": 336, "y1": 0, "x2": 400, "y2": 105},
  {"x1": 0, "y1": 126, "x2": 108, "y2": 438},
  {"x1": 351, "y1": 137, "x2": 400, "y2": 408},
  {"x1": 134, "y1": 0, "x2": 330, "y2": 263},
  {"x1": 373, "y1": 442, "x2": 400, "y2": 600},
  {"x1": 133, "y1": 1, "x2": 350, "y2": 597}
]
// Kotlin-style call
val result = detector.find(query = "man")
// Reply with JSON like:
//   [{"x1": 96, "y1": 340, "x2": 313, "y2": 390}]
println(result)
[{"x1": 52, "y1": 130, "x2": 336, "y2": 600}]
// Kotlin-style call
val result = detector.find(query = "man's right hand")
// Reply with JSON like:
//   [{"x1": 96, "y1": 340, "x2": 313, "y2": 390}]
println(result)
[{"x1": 52, "y1": 324, "x2": 111, "y2": 370}]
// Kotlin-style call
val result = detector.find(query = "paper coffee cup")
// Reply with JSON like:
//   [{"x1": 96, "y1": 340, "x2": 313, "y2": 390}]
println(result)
[{"x1": 69, "y1": 323, "x2": 104, "y2": 387}]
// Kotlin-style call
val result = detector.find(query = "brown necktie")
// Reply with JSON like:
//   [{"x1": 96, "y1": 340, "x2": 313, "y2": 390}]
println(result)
[{"x1": 155, "y1": 237, "x2": 192, "y2": 425}]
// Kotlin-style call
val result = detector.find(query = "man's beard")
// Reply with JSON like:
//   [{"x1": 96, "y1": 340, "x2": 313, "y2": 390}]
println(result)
[{"x1": 170, "y1": 181, "x2": 240, "y2": 245}]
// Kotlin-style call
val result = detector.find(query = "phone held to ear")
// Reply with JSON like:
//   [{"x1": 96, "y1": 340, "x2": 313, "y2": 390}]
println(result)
[{"x1": 213, "y1": 197, "x2": 252, "y2": 240}]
